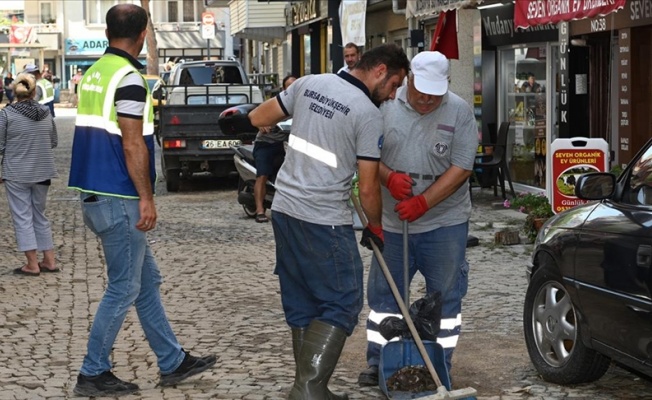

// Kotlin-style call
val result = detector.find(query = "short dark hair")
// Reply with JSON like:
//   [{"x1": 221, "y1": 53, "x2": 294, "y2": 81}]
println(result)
[
  {"x1": 282, "y1": 75, "x2": 297, "y2": 89},
  {"x1": 355, "y1": 43, "x2": 410, "y2": 78},
  {"x1": 344, "y1": 42, "x2": 360, "y2": 54},
  {"x1": 106, "y1": 4, "x2": 148, "y2": 42}
]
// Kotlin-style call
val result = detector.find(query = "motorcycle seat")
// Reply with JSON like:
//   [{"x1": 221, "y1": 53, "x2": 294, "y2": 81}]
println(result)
[{"x1": 239, "y1": 144, "x2": 255, "y2": 165}]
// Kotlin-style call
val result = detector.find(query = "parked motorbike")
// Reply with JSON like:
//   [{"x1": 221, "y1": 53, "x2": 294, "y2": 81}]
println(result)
[
  {"x1": 218, "y1": 104, "x2": 291, "y2": 217},
  {"x1": 218, "y1": 104, "x2": 363, "y2": 228}
]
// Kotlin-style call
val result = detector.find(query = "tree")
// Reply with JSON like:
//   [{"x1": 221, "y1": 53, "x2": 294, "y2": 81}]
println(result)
[{"x1": 141, "y1": 0, "x2": 159, "y2": 75}]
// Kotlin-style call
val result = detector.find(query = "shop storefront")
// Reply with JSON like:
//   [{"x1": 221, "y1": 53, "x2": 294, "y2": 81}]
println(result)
[
  {"x1": 287, "y1": 0, "x2": 332, "y2": 76},
  {"x1": 64, "y1": 36, "x2": 147, "y2": 89},
  {"x1": 481, "y1": 3, "x2": 558, "y2": 191},
  {"x1": 569, "y1": 6, "x2": 652, "y2": 168}
]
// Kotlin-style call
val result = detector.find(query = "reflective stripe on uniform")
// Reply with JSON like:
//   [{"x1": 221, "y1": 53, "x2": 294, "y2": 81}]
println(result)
[
  {"x1": 437, "y1": 335, "x2": 459, "y2": 348},
  {"x1": 366, "y1": 311, "x2": 462, "y2": 349},
  {"x1": 438, "y1": 313, "x2": 462, "y2": 349},
  {"x1": 76, "y1": 114, "x2": 154, "y2": 137},
  {"x1": 367, "y1": 330, "x2": 401, "y2": 346},
  {"x1": 440, "y1": 313, "x2": 461, "y2": 330}
]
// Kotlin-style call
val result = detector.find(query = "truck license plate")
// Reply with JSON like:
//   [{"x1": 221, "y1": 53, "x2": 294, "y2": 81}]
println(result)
[{"x1": 201, "y1": 139, "x2": 241, "y2": 149}]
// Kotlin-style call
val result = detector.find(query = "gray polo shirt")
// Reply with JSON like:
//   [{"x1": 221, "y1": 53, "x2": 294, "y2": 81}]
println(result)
[
  {"x1": 272, "y1": 73, "x2": 383, "y2": 225},
  {"x1": 380, "y1": 85, "x2": 478, "y2": 234}
]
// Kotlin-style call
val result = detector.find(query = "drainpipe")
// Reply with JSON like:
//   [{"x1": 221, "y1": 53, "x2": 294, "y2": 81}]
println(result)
[{"x1": 392, "y1": 0, "x2": 406, "y2": 14}]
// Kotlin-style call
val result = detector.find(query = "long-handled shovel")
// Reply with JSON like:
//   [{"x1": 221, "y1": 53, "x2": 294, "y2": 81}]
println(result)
[{"x1": 352, "y1": 194, "x2": 477, "y2": 400}]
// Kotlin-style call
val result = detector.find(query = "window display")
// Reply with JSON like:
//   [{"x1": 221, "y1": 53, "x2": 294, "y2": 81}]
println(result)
[{"x1": 501, "y1": 46, "x2": 548, "y2": 189}]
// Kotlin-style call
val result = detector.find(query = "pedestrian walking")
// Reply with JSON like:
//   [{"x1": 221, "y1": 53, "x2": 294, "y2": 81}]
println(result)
[
  {"x1": 71, "y1": 68, "x2": 83, "y2": 107},
  {"x1": 0, "y1": 72, "x2": 59, "y2": 276},
  {"x1": 249, "y1": 43, "x2": 410, "y2": 399},
  {"x1": 4, "y1": 73, "x2": 15, "y2": 105},
  {"x1": 358, "y1": 51, "x2": 479, "y2": 387},
  {"x1": 67, "y1": 4, "x2": 215, "y2": 397},
  {"x1": 251, "y1": 74, "x2": 297, "y2": 223}
]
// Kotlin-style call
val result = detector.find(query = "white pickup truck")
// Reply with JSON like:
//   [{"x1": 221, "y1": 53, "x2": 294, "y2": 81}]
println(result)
[{"x1": 157, "y1": 60, "x2": 264, "y2": 192}]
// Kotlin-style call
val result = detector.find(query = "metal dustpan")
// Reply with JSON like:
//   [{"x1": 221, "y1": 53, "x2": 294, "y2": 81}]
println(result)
[{"x1": 379, "y1": 339, "x2": 451, "y2": 399}]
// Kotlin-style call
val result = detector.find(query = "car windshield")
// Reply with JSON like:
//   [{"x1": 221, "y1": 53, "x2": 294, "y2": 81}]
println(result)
[{"x1": 179, "y1": 65, "x2": 243, "y2": 85}]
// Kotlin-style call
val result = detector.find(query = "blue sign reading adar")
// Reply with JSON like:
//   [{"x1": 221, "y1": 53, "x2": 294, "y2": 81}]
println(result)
[{"x1": 65, "y1": 38, "x2": 109, "y2": 56}]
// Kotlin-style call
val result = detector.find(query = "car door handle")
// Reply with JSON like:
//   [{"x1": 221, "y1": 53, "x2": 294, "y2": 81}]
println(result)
[
  {"x1": 627, "y1": 305, "x2": 652, "y2": 314},
  {"x1": 637, "y1": 245, "x2": 652, "y2": 268}
]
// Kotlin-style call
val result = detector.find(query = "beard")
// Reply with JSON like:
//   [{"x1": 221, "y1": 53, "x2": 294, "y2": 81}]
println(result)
[
  {"x1": 370, "y1": 88, "x2": 382, "y2": 107},
  {"x1": 370, "y1": 75, "x2": 392, "y2": 107}
]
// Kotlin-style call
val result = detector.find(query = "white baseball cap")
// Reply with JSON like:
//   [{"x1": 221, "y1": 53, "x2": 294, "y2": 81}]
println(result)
[
  {"x1": 23, "y1": 63, "x2": 40, "y2": 73},
  {"x1": 411, "y1": 51, "x2": 449, "y2": 96}
]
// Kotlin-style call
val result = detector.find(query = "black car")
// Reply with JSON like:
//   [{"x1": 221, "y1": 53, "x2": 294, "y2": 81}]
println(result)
[{"x1": 524, "y1": 138, "x2": 652, "y2": 384}]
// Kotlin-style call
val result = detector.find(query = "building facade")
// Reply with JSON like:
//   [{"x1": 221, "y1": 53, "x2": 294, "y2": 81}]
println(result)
[
  {"x1": 16, "y1": 0, "x2": 643, "y2": 203},
  {"x1": 10, "y1": 0, "x2": 228, "y2": 90}
]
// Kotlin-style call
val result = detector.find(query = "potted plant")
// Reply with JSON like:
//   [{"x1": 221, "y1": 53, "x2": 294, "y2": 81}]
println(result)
[{"x1": 504, "y1": 192, "x2": 554, "y2": 242}]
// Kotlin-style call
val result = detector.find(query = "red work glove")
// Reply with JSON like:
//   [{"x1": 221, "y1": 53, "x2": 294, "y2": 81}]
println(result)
[
  {"x1": 386, "y1": 172, "x2": 414, "y2": 201},
  {"x1": 395, "y1": 195, "x2": 429, "y2": 222},
  {"x1": 360, "y1": 223, "x2": 384, "y2": 252}
]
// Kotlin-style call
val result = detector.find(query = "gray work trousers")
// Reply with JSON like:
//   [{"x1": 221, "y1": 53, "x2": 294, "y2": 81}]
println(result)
[{"x1": 4, "y1": 180, "x2": 54, "y2": 252}]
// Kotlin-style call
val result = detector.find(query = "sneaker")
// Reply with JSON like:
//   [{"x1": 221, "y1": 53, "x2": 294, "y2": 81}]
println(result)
[
  {"x1": 73, "y1": 371, "x2": 139, "y2": 397},
  {"x1": 159, "y1": 351, "x2": 216, "y2": 387},
  {"x1": 358, "y1": 365, "x2": 379, "y2": 387}
]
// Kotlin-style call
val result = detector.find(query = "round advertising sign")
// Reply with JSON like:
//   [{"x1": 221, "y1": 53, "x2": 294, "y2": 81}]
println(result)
[{"x1": 202, "y1": 12, "x2": 215, "y2": 25}]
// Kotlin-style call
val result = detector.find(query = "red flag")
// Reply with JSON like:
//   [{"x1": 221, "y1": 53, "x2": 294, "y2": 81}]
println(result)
[{"x1": 430, "y1": 10, "x2": 458, "y2": 60}]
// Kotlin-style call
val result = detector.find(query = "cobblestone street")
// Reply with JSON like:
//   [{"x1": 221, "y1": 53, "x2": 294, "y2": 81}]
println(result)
[{"x1": 0, "y1": 108, "x2": 650, "y2": 399}]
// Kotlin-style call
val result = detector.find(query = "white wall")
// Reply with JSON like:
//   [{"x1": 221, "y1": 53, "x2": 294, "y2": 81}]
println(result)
[{"x1": 448, "y1": 9, "x2": 478, "y2": 108}]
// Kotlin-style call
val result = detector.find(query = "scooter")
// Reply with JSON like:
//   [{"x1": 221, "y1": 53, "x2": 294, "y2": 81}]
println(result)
[
  {"x1": 232, "y1": 143, "x2": 265, "y2": 218},
  {"x1": 219, "y1": 104, "x2": 292, "y2": 218},
  {"x1": 232, "y1": 130, "x2": 289, "y2": 218},
  {"x1": 219, "y1": 104, "x2": 363, "y2": 227}
]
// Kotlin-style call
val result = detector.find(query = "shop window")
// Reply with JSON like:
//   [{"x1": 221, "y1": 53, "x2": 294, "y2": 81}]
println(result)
[
  {"x1": 168, "y1": 2, "x2": 178, "y2": 23},
  {"x1": 501, "y1": 45, "x2": 550, "y2": 189},
  {"x1": 182, "y1": 0, "x2": 195, "y2": 23},
  {"x1": 40, "y1": 2, "x2": 54, "y2": 24},
  {"x1": 87, "y1": 0, "x2": 127, "y2": 25}
]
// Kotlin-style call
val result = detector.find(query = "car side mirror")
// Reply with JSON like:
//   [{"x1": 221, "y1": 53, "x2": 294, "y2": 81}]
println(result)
[{"x1": 575, "y1": 172, "x2": 616, "y2": 200}]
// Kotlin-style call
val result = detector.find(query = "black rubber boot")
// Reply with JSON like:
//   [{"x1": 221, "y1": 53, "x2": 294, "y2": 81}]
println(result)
[
  {"x1": 291, "y1": 327, "x2": 306, "y2": 363},
  {"x1": 288, "y1": 320, "x2": 349, "y2": 400}
]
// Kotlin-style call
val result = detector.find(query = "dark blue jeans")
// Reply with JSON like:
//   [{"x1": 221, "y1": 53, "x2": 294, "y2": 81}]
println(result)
[{"x1": 272, "y1": 211, "x2": 364, "y2": 335}]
